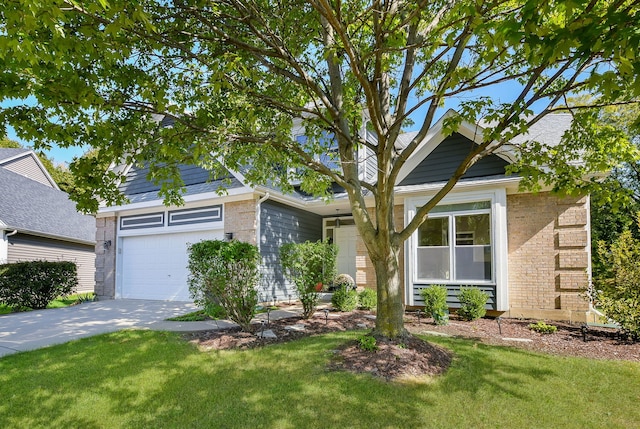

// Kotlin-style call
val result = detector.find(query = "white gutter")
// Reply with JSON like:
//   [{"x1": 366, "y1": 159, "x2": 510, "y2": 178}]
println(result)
[
  {"x1": 97, "y1": 186, "x2": 255, "y2": 216},
  {"x1": 2, "y1": 227, "x2": 94, "y2": 246}
]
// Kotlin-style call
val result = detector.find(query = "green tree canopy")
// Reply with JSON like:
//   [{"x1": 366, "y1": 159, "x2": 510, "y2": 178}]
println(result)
[
  {"x1": 0, "y1": 134, "x2": 75, "y2": 192},
  {"x1": 1, "y1": 0, "x2": 639, "y2": 338}
]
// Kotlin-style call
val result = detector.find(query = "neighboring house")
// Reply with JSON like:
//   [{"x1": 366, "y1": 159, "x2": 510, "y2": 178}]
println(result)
[
  {"x1": 0, "y1": 148, "x2": 96, "y2": 293},
  {"x1": 95, "y1": 111, "x2": 592, "y2": 321}
]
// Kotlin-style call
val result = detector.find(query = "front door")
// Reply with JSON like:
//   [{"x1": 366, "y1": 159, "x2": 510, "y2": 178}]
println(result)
[{"x1": 334, "y1": 225, "x2": 357, "y2": 281}]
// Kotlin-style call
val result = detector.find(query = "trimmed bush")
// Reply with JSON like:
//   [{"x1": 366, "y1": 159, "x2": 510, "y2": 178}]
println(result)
[
  {"x1": 187, "y1": 240, "x2": 260, "y2": 331},
  {"x1": 332, "y1": 286, "x2": 358, "y2": 312},
  {"x1": 594, "y1": 224, "x2": 640, "y2": 339},
  {"x1": 333, "y1": 273, "x2": 355, "y2": 291},
  {"x1": 0, "y1": 260, "x2": 78, "y2": 309},
  {"x1": 280, "y1": 240, "x2": 337, "y2": 318},
  {"x1": 358, "y1": 288, "x2": 377, "y2": 310},
  {"x1": 457, "y1": 287, "x2": 489, "y2": 321},
  {"x1": 529, "y1": 321, "x2": 558, "y2": 334},
  {"x1": 420, "y1": 285, "x2": 449, "y2": 325}
]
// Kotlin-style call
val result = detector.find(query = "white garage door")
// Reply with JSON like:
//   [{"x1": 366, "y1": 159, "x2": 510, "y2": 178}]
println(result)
[{"x1": 120, "y1": 230, "x2": 223, "y2": 301}]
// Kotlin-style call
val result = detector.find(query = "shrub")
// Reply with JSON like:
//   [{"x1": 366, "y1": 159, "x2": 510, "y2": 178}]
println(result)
[
  {"x1": 332, "y1": 286, "x2": 359, "y2": 312},
  {"x1": 204, "y1": 301, "x2": 227, "y2": 319},
  {"x1": 594, "y1": 224, "x2": 640, "y2": 339},
  {"x1": 357, "y1": 334, "x2": 378, "y2": 352},
  {"x1": 0, "y1": 261, "x2": 78, "y2": 309},
  {"x1": 187, "y1": 240, "x2": 260, "y2": 331},
  {"x1": 333, "y1": 273, "x2": 355, "y2": 291},
  {"x1": 358, "y1": 288, "x2": 377, "y2": 310},
  {"x1": 529, "y1": 321, "x2": 558, "y2": 334},
  {"x1": 280, "y1": 240, "x2": 337, "y2": 318},
  {"x1": 457, "y1": 287, "x2": 489, "y2": 321},
  {"x1": 420, "y1": 285, "x2": 449, "y2": 325}
]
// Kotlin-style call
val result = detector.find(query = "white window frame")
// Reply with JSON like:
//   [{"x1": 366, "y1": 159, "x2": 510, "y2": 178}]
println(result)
[
  {"x1": 405, "y1": 188, "x2": 508, "y2": 310},
  {"x1": 416, "y1": 206, "x2": 492, "y2": 283}
]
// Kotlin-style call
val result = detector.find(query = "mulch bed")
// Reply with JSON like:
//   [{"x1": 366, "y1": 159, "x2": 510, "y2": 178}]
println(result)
[{"x1": 183, "y1": 308, "x2": 640, "y2": 381}]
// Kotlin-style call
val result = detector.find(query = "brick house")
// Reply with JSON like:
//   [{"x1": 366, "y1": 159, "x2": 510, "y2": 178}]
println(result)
[{"x1": 95, "y1": 112, "x2": 592, "y2": 321}]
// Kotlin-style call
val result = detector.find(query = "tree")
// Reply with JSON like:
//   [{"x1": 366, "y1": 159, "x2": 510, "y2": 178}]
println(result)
[
  {"x1": 1, "y1": 0, "x2": 639, "y2": 338},
  {"x1": 574, "y1": 102, "x2": 640, "y2": 277},
  {"x1": 0, "y1": 135, "x2": 76, "y2": 192}
]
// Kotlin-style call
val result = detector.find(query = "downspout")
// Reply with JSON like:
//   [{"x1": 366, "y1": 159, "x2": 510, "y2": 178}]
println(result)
[
  {"x1": 255, "y1": 193, "x2": 270, "y2": 303},
  {"x1": 5, "y1": 230, "x2": 18, "y2": 237},
  {"x1": 255, "y1": 193, "x2": 271, "y2": 254}
]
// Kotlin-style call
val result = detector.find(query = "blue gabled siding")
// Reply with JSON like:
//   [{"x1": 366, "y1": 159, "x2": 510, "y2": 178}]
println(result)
[
  {"x1": 399, "y1": 133, "x2": 510, "y2": 186},
  {"x1": 259, "y1": 200, "x2": 323, "y2": 301},
  {"x1": 119, "y1": 163, "x2": 226, "y2": 196}
]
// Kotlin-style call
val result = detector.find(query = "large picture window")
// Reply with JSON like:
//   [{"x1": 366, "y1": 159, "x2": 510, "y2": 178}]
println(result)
[{"x1": 416, "y1": 201, "x2": 492, "y2": 282}]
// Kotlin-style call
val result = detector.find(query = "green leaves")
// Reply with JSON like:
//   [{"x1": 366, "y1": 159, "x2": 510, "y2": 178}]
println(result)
[{"x1": 280, "y1": 240, "x2": 337, "y2": 318}]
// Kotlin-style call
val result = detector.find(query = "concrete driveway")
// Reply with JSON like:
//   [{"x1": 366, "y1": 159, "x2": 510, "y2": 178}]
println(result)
[{"x1": 0, "y1": 299, "x2": 204, "y2": 358}]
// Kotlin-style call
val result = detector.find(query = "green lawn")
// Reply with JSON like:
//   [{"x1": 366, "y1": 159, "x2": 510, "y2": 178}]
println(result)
[{"x1": 0, "y1": 330, "x2": 638, "y2": 429}]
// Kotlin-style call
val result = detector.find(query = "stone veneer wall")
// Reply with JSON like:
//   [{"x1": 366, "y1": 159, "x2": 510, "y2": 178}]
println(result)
[
  {"x1": 355, "y1": 205, "x2": 405, "y2": 292},
  {"x1": 507, "y1": 192, "x2": 590, "y2": 321},
  {"x1": 95, "y1": 215, "x2": 117, "y2": 300},
  {"x1": 224, "y1": 200, "x2": 257, "y2": 244}
]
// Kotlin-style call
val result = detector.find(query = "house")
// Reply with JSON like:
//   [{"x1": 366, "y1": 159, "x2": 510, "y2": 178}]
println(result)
[
  {"x1": 0, "y1": 148, "x2": 96, "y2": 292},
  {"x1": 94, "y1": 112, "x2": 592, "y2": 321}
]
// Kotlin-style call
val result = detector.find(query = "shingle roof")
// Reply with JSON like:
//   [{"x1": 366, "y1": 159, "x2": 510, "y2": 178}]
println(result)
[
  {"x1": 0, "y1": 167, "x2": 95, "y2": 243},
  {"x1": 124, "y1": 177, "x2": 246, "y2": 204},
  {"x1": 508, "y1": 113, "x2": 573, "y2": 146},
  {"x1": 0, "y1": 147, "x2": 30, "y2": 162}
]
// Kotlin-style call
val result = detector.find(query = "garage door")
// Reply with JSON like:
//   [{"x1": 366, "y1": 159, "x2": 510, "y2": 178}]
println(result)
[{"x1": 120, "y1": 230, "x2": 223, "y2": 301}]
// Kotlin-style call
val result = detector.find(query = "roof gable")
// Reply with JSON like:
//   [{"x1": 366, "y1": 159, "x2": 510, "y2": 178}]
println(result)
[
  {"x1": 117, "y1": 163, "x2": 246, "y2": 204},
  {"x1": 396, "y1": 110, "x2": 573, "y2": 187},
  {"x1": 399, "y1": 132, "x2": 510, "y2": 186},
  {"x1": 0, "y1": 148, "x2": 58, "y2": 189}
]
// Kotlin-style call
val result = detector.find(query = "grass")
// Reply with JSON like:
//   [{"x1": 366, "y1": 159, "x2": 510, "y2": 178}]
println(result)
[
  {"x1": 167, "y1": 309, "x2": 209, "y2": 321},
  {"x1": 0, "y1": 293, "x2": 95, "y2": 314},
  {"x1": 0, "y1": 331, "x2": 638, "y2": 429},
  {"x1": 166, "y1": 305, "x2": 279, "y2": 322}
]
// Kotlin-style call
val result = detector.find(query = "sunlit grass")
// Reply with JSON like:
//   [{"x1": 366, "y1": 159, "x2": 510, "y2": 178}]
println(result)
[{"x1": 0, "y1": 330, "x2": 638, "y2": 428}]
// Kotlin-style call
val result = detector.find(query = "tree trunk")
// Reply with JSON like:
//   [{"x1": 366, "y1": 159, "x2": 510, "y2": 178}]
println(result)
[{"x1": 372, "y1": 244, "x2": 407, "y2": 339}]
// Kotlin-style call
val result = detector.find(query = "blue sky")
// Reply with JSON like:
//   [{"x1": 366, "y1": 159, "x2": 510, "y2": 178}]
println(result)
[
  {"x1": 2, "y1": 97, "x2": 88, "y2": 166},
  {"x1": 2, "y1": 79, "x2": 528, "y2": 166},
  {"x1": 6, "y1": 124, "x2": 88, "y2": 165}
]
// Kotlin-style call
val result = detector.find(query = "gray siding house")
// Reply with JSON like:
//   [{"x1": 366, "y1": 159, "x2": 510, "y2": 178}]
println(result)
[
  {"x1": 95, "y1": 111, "x2": 593, "y2": 322},
  {"x1": 0, "y1": 149, "x2": 96, "y2": 293}
]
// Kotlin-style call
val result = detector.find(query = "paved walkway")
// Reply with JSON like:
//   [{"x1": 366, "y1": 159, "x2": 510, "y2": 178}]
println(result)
[{"x1": 0, "y1": 299, "x2": 305, "y2": 358}]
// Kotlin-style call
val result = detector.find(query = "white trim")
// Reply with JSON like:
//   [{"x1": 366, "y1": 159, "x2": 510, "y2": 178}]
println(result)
[
  {"x1": 0, "y1": 231, "x2": 9, "y2": 264},
  {"x1": 120, "y1": 212, "x2": 165, "y2": 230},
  {"x1": 585, "y1": 194, "x2": 594, "y2": 312},
  {"x1": 404, "y1": 188, "x2": 508, "y2": 310},
  {"x1": 97, "y1": 186, "x2": 254, "y2": 216},
  {"x1": 168, "y1": 205, "x2": 222, "y2": 226}
]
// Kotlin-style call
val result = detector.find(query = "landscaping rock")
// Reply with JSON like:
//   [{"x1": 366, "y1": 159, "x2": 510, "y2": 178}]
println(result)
[{"x1": 256, "y1": 329, "x2": 277, "y2": 339}]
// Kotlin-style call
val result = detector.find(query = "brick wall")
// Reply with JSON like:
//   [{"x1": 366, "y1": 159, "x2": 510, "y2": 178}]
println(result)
[
  {"x1": 94, "y1": 215, "x2": 117, "y2": 300},
  {"x1": 224, "y1": 200, "x2": 257, "y2": 244},
  {"x1": 507, "y1": 192, "x2": 590, "y2": 321}
]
